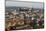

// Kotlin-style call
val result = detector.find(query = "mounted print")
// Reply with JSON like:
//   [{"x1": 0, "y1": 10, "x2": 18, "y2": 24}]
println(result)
[{"x1": 5, "y1": 0, "x2": 44, "y2": 31}]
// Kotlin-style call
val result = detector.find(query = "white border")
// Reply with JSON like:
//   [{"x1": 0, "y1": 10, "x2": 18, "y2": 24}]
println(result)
[
  {"x1": 0, "y1": 0, "x2": 5, "y2": 31},
  {"x1": 7, "y1": 0, "x2": 43, "y2": 2},
  {"x1": 0, "y1": 0, "x2": 45, "y2": 31}
]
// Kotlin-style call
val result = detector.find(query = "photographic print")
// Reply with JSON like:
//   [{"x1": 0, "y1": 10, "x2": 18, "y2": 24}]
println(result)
[{"x1": 5, "y1": 0, "x2": 44, "y2": 31}]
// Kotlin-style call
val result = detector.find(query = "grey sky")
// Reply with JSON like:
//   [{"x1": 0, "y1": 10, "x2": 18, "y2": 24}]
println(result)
[{"x1": 6, "y1": 1, "x2": 44, "y2": 9}]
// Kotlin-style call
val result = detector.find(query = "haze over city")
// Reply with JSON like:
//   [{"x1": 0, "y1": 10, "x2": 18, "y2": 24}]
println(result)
[{"x1": 6, "y1": 1, "x2": 44, "y2": 9}]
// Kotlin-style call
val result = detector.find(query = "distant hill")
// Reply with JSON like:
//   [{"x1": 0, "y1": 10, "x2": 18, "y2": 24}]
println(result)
[{"x1": 5, "y1": 6, "x2": 44, "y2": 13}]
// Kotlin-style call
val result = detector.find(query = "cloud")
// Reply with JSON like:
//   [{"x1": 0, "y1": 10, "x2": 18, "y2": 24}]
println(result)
[{"x1": 6, "y1": 1, "x2": 44, "y2": 9}]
